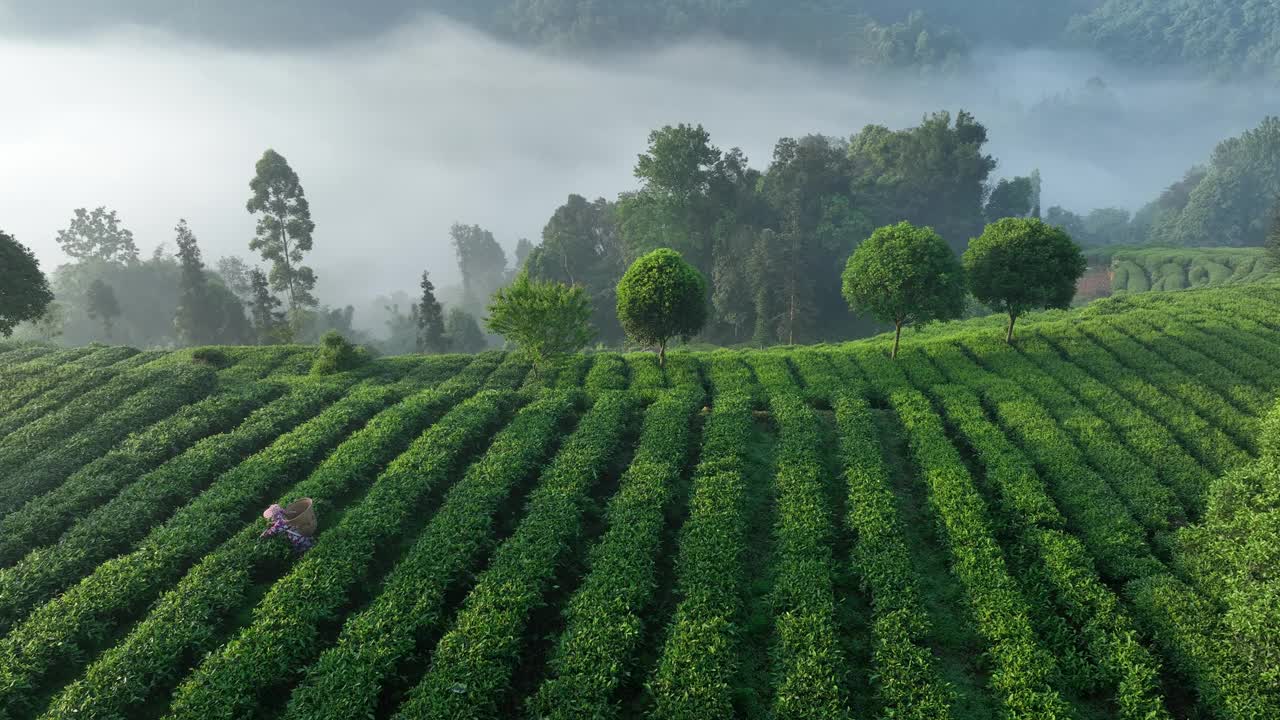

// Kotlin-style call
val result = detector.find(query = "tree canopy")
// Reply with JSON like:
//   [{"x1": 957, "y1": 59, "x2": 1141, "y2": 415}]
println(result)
[
  {"x1": 841, "y1": 221, "x2": 966, "y2": 358},
  {"x1": 55, "y1": 207, "x2": 139, "y2": 265},
  {"x1": 963, "y1": 218, "x2": 1087, "y2": 342},
  {"x1": 445, "y1": 307, "x2": 487, "y2": 353},
  {"x1": 451, "y1": 223, "x2": 508, "y2": 312},
  {"x1": 616, "y1": 248, "x2": 707, "y2": 365},
  {"x1": 247, "y1": 148, "x2": 317, "y2": 317},
  {"x1": 1142, "y1": 117, "x2": 1280, "y2": 247},
  {"x1": 85, "y1": 278, "x2": 122, "y2": 340},
  {"x1": 525, "y1": 194, "x2": 626, "y2": 345},
  {"x1": 486, "y1": 271, "x2": 594, "y2": 370},
  {"x1": 0, "y1": 231, "x2": 54, "y2": 338},
  {"x1": 1072, "y1": 0, "x2": 1280, "y2": 80}
]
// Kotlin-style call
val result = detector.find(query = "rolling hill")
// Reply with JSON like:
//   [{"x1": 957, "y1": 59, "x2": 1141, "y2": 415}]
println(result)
[{"x1": 0, "y1": 282, "x2": 1277, "y2": 719}]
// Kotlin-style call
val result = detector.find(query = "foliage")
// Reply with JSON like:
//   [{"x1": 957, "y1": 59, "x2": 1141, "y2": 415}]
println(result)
[
  {"x1": 849, "y1": 111, "x2": 996, "y2": 254},
  {"x1": 450, "y1": 223, "x2": 508, "y2": 311},
  {"x1": 1172, "y1": 398, "x2": 1280, "y2": 696},
  {"x1": 190, "y1": 347, "x2": 230, "y2": 367},
  {"x1": 247, "y1": 148, "x2": 318, "y2": 315},
  {"x1": 485, "y1": 271, "x2": 593, "y2": 370},
  {"x1": 310, "y1": 331, "x2": 367, "y2": 375},
  {"x1": 172, "y1": 219, "x2": 251, "y2": 346},
  {"x1": 615, "y1": 248, "x2": 707, "y2": 364},
  {"x1": 248, "y1": 267, "x2": 286, "y2": 344},
  {"x1": 445, "y1": 306, "x2": 487, "y2": 353},
  {"x1": 1072, "y1": 0, "x2": 1280, "y2": 79},
  {"x1": 1138, "y1": 117, "x2": 1280, "y2": 247},
  {"x1": 85, "y1": 278, "x2": 121, "y2": 340},
  {"x1": 526, "y1": 194, "x2": 626, "y2": 344},
  {"x1": 0, "y1": 231, "x2": 53, "y2": 337},
  {"x1": 984, "y1": 176, "x2": 1034, "y2": 223},
  {"x1": 214, "y1": 255, "x2": 255, "y2": 303},
  {"x1": 491, "y1": 2, "x2": 968, "y2": 69},
  {"x1": 415, "y1": 271, "x2": 446, "y2": 353},
  {"x1": 964, "y1": 218, "x2": 1086, "y2": 342},
  {"x1": 54, "y1": 207, "x2": 140, "y2": 265},
  {"x1": 841, "y1": 221, "x2": 966, "y2": 357}
]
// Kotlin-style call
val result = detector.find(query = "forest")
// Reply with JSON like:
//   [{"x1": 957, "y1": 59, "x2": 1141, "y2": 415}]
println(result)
[{"x1": 10, "y1": 0, "x2": 1280, "y2": 78}]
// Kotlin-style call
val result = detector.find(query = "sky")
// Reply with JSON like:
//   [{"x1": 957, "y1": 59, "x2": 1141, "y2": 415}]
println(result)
[{"x1": 2, "y1": 8, "x2": 1278, "y2": 310}]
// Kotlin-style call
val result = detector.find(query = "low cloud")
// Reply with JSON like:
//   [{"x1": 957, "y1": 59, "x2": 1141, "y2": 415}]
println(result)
[{"x1": 2, "y1": 15, "x2": 1276, "y2": 308}]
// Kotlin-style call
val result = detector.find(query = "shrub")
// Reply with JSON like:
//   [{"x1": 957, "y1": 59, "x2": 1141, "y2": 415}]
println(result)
[{"x1": 310, "y1": 331, "x2": 367, "y2": 375}]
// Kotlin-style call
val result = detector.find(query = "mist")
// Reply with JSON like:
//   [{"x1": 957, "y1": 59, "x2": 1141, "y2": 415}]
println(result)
[{"x1": 3, "y1": 13, "x2": 1277, "y2": 328}]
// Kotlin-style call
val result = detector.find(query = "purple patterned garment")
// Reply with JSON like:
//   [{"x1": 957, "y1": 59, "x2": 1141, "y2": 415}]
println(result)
[{"x1": 260, "y1": 504, "x2": 315, "y2": 553}]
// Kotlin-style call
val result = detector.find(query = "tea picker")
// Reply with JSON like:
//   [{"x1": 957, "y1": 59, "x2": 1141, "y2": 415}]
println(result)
[{"x1": 260, "y1": 497, "x2": 317, "y2": 553}]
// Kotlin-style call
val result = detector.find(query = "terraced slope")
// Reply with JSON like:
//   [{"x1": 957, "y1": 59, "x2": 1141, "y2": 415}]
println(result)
[{"x1": 0, "y1": 282, "x2": 1278, "y2": 720}]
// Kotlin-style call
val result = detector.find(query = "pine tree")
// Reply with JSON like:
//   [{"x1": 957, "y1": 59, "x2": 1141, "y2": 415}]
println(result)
[
  {"x1": 173, "y1": 219, "x2": 217, "y2": 345},
  {"x1": 415, "y1": 271, "x2": 446, "y2": 353},
  {"x1": 248, "y1": 267, "x2": 286, "y2": 345}
]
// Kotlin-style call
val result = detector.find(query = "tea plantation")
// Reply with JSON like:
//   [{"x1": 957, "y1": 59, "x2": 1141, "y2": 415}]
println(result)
[{"x1": 0, "y1": 282, "x2": 1277, "y2": 720}]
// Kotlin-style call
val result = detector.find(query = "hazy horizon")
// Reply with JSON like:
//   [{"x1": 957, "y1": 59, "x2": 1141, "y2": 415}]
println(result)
[{"x1": 4, "y1": 12, "x2": 1277, "y2": 313}]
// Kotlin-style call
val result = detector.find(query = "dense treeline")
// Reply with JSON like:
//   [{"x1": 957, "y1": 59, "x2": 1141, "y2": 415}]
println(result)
[
  {"x1": 1049, "y1": 116, "x2": 1280, "y2": 248},
  {"x1": 1072, "y1": 0, "x2": 1280, "y2": 79},
  {"x1": 20, "y1": 1, "x2": 1280, "y2": 79},
  {"x1": 11, "y1": 108, "x2": 1277, "y2": 354},
  {"x1": 522, "y1": 112, "x2": 1022, "y2": 348}
]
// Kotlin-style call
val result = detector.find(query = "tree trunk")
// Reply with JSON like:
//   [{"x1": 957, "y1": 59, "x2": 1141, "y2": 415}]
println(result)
[
  {"x1": 658, "y1": 341, "x2": 667, "y2": 368},
  {"x1": 1006, "y1": 313, "x2": 1017, "y2": 344},
  {"x1": 892, "y1": 322, "x2": 902, "y2": 359}
]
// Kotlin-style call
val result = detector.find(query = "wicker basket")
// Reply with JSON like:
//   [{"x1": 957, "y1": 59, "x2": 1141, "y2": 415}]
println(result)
[{"x1": 283, "y1": 497, "x2": 317, "y2": 537}]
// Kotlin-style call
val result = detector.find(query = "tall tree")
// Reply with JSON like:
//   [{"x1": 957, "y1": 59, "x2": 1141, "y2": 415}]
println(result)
[
  {"x1": 450, "y1": 223, "x2": 508, "y2": 310},
  {"x1": 445, "y1": 308, "x2": 486, "y2": 353},
  {"x1": 513, "y1": 238, "x2": 535, "y2": 269},
  {"x1": 173, "y1": 219, "x2": 218, "y2": 346},
  {"x1": 86, "y1": 278, "x2": 122, "y2": 340},
  {"x1": 617, "y1": 124, "x2": 722, "y2": 273},
  {"x1": 849, "y1": 110, "x2": 996, "y2": 253},
  {"x1": 526, "y1": 194, "x2": 626, "y2": 344},
  {"x1": 760, "y1": 135, "x2": 869, "y2": 343},
  {"x1": 841, "y1": 221, "x2": 967, "y2": 359},
  {"x1": 416, "y1": 270, "x2": 446, "y2": 353},
  {"x1": 247, "y1": 149, "x2": 317, "y2": 319},
  {"x1": 55, "y1": 207, "x2": 140, "y2": 265},
  {"x1": 984, "y1": 176, "x2": 1034, "y2": 223},
  {"x1": 0, "y1": 230, "x2": 54, "y2": 337},
  {"x1": 215, "y1": 255, "x2": 255, "y2": 304},
  {"x1": 248, "y1": 267, "x2": 286, "y2": 345},
  {"x1": 963, "y1": 218, "x2": 1086, "y2": 343}
]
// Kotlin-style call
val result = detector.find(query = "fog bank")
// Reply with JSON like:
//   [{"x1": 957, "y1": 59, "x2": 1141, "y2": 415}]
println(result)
[{"x1": 2, "y1": 15, "x2": 1276, "y2": 309}]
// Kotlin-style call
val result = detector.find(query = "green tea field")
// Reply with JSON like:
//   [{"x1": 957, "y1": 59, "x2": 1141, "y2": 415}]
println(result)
[{"x1": 0, "y1": 283, "x2": 1277, "y2": 720}]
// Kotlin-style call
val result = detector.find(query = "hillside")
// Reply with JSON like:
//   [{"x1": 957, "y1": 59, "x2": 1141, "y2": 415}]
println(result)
[{"x1": 0, "y1": 282, "x2": 1278, "y2": 719}]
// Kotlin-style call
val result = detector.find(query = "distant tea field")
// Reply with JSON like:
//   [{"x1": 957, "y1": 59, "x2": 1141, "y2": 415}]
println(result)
[{"x1": 0, "y1": 283, "x2": 1278, "y2": 720}]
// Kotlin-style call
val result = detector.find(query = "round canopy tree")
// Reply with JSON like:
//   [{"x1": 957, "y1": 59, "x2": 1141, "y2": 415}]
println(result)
[
  {"x1": 616, "y1": 248, "x2": 706, "y2": 366},
  {"x1": 963, "y1": 217, "x2": 1086, "y2": 343},
  {"x1": 841, "y1": 221, "x2": 966, "y2": 359},
  {"x1": 0, "y1": 231, "x2": 54, "y2": 338}
]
